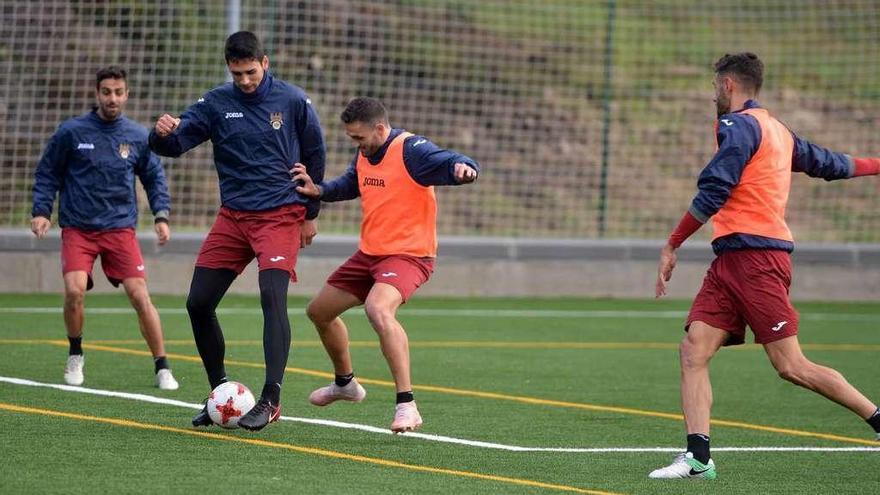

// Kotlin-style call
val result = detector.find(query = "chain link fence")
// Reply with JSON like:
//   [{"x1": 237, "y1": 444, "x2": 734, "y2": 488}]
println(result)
[{"x1": 1, "y1": 0, "x2": 878, "y2": 241}]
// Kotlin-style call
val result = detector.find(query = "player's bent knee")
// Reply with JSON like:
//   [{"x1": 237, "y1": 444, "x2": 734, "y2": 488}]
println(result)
[
  {"x1": 364, "y1": 303, "x2": 395, "y2": 330},
  {"x1": 305, "y1": 301, "x2": 325, "y2": 323},
  {"x1": 186, "y1": 293, "x2": 210, "y2": 317},
  {"x1": 776, "y1": 365, "x2": 806, "y2": 385}
]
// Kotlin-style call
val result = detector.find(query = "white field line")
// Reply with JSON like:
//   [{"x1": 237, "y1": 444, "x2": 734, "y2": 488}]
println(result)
[
  {"x1": 0, "y1": 307, "x2": 877, "y2": 322},
  {"x1": 2, "y1": 376, "x2": 878, "y2": 453}
]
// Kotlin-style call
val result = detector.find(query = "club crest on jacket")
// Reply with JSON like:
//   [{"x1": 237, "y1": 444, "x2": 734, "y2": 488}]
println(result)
[{"x1": 270, "y1": 112, "x2": 283, "y2": 130}]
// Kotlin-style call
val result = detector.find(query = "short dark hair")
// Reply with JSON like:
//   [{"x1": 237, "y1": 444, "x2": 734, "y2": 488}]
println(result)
[
  {"x1": 225, "y1": 31, "x2": 265, "y2": 63},
  {"x1": 714, "y1": 52, "x2": 763, "y2": 93},
  {"x1": 95, "y1": 66, "x2": 126, "y2": 89},
  {"x1": 340, "y1": 97, "x2": 389, "y2": 125}
]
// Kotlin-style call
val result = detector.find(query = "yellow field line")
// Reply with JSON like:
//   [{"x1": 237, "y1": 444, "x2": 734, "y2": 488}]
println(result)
[
  {"x1": 3, "y1": 338, "x2": 879, "y2": 352},
  {"x1": 5, "y1": 340, "x2": 879, "y2": 446},
  {"x1": 0, "y1": 402, "x2": 620, "y2": 495}
]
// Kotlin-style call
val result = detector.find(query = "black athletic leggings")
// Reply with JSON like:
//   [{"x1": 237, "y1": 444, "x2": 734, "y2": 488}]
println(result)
[{"x1": 186, "y1": 267, "x2": 292, "y2": 392}]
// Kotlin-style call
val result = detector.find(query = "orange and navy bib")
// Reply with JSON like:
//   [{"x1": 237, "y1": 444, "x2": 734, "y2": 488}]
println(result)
[
  {"x1": 357, "y1": 132, "x2": 438, "y2": 257},
  {"x1": 711, "y1": 108, "x2": 794, "y2": 243}
]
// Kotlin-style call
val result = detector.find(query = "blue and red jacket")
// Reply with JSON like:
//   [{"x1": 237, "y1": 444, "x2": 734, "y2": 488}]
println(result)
[
  {"x1": 690, "y1": 100, "x2": 854, "y2": 254},
  {"x1": 32, "y1": 110, "x2": 170, "y2": 230},
  {"x1": 320, "y1": 128, "x2": 479, "y2": 202},
  {"x1": 149, "y1": 72, "x2": 325, "y2": 219}
]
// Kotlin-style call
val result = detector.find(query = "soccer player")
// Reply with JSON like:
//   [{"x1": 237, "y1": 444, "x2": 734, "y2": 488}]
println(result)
[
  {"x1": 650, "y1": 52, "x2": 880, "y2": 479},
  {"x1": 31, "y1": 66, "x2": 178, "y2": 391},
  {"x1": 149, "y1": 31, "x2": 325, "y2": 431},
  {"x1": 291, "y1": 97, "x2": 479, "y2": 433}
]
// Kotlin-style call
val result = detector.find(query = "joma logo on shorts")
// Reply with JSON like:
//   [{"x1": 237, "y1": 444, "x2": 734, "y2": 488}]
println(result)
[{"x1": 362, "y1": 177, "x2": 385, "y2": 187}]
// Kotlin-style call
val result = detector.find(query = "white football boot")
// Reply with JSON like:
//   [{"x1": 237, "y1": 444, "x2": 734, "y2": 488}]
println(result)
[
  {"x1": 63, "y1": 354, "x2": 85, "y2": 386},
  {"x1": 308, "y1": 379, "x2": 367, "y2": 406},
  {"x1": 390, "y1": 401, "x2": 423, "y2": 433},
  {"x1": 649, "y1": 452, "x2": 717, "y2": 480},
  {"x1": 155, "y1": 368, "x2": 179, "y2": 390}
]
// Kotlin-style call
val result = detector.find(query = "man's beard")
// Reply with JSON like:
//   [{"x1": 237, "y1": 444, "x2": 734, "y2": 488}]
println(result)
[
  {"x1": 100, "y1": 105, "x2": 120, "y2": 119},
  {"x1": 715, "y1": 94, "x2": 731, "y2": 117}
]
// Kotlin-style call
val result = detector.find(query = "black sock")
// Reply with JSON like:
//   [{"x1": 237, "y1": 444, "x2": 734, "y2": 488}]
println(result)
[
  {"x1": 396, "y1": 391, "x2": 414, "y2": 404},
  {"x1": 867, "y1": 407, "x2": 880, "y2": 433},
  {"x1": 335, "y1": 373, "x2": 354, "y2": 387},
  {"x1": 186, "y1": 267, "x2": 236, "y2": 390},
  {"x1": 261, "y1": 382, "x2": 281, "y2": 405},
  {"x1": 153, "y1": 356, "x2": 169, "y2": 374},
  {"x1": 259, "y1": 269, "x2": 291, "y2": 386},
  {"x1": 68, "y1": 336, "x2": 83, "y2": 355},
  {"x1": 687, "y1": 433, "x2": 711, "y2": 464}
]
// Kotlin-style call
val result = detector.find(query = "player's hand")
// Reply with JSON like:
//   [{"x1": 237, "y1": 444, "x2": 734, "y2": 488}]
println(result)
[
  {"x1": 301, "y1": 219, "x2": 317, "y2": 248},
  {"x1": 454, "y1": 163, "x2": 477, "y2": 184},
  {"x1": 154, "y1": 221, "x2": 171, "y2": 246},
  {"x1": 290, "y1": 163, "x2": 321, "y2": 198},
  {"x1": 655, "y1": 244, "x2": 677, "y2": 298},
  {"x1": 154, "y1": 114, "x2": 180, "y2": 138},
  {"x1": 31, "y1": 216, "x2": 50, "y2": 239}
]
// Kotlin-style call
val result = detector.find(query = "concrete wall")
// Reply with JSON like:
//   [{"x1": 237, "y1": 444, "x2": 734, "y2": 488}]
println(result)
[{"x1": 2, "y1": 229, "x2": 879, "y2": 300}]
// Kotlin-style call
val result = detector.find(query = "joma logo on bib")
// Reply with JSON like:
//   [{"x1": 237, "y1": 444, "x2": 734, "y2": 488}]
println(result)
[{"x1": 362, "y1": 177, "x2": 386, "y2": 187}]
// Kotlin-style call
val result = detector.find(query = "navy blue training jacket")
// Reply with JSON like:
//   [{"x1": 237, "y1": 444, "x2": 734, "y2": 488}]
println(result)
[
  {"x1": 320, "y1": 128, "x2": 480, "y2": 202},
  {"x1": 149, "y1": 72, "x2": 325, "y2": 219},
  {"x1": 32, "y1": 110, "x2": 170, "y2": 230},
  {"x1": 689, "y1": 100, "x2": 854, "y2": 254}
]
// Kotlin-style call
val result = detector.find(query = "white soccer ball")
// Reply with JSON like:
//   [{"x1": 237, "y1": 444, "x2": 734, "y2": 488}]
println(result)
[{"x1": 206, "y1": 381, "x2": 256, "y2": 429}]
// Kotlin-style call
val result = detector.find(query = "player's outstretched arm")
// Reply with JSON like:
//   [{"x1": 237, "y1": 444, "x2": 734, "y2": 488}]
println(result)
[
  {"x1": 153, "y1": 114, "x2": 180, "y2": 138},
  {"x1": 149, "y1": 114, "x2": 185, "y2": 157},
  {"x1": 851, "y1": 157, "x2": 880, "y2": 177},
  {"x1": 791, "y1": 135, "x2": 880, "y2": 180},
  {"x1": 149, "y1": 96, "x2": 212, "y2": 157},
  {"x1": 402, "y1": 135, "x2": 480, "y2": 187}
]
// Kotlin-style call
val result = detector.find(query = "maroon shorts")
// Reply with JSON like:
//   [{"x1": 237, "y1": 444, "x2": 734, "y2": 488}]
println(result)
[
  {"x1": 61, "y1": 227, "x2": 145, "y2": 290},
  {"x1": 327, "y1": 250, "x2": 434, "y2": 302},
  {"x1": 687, "y1": 249, "x2": 799, "y2": 345},
  {"x1": 196, "y1": 204, "x2": 305, "y2": 281}
]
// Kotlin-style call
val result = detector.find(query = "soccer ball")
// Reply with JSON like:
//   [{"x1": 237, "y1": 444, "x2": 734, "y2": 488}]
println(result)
[{"x1": 206, "y1": 381, "x2": 256, "y2": 429}]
